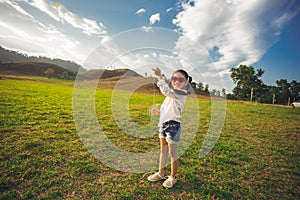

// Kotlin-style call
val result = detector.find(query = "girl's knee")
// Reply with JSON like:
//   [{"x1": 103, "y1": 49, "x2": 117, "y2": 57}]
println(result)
[
  {"x1": 169, "y1": 150, "x2": 178, "y2": 161},
  {"x1": 161, "y1": 146, "x2": 168, "y2": 154}
]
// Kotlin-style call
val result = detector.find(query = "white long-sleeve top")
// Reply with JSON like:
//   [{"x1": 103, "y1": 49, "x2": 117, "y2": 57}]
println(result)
[{"x1": 157, "y1": 79, "x2": 188, "y2": 127}]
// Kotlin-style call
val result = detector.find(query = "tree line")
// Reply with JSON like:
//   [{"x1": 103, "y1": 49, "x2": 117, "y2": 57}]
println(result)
[
  {"x1": 190, "y1": 64, "x2": 299, "y2": 105},
  {"x1": 228, "y1": 65, "x2": 299, "y2": 105},
  {"x1": 44, "y1": 67, "x2": 76, "y2": 79}
]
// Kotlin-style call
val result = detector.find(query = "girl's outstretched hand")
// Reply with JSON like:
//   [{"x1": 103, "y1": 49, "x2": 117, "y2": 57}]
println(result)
[{"x1": 152, "y1": 67, "x2": 161, "y2": 77}]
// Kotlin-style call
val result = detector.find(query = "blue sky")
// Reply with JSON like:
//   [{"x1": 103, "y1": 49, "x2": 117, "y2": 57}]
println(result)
[{"x1": 0, "y1": 0, "x2": 299, "y2": 91}]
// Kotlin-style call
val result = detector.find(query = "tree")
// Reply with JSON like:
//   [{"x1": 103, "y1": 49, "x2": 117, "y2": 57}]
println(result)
[
  {"x1": 255, "y1": 84, "x2": 274, "y2": 104},
  {"x1": 290, "y1": 80, "x2": 300, "y2": 102},
  {"x1": 44, "y1": 68, "x2": 55, "y2": 79},
  {"x1": 221, "y1": 88, "x2": 226, "y2": 97},
  {"x1": 227, "y1": 93, "x2": 237, "y2": 100},
  {"x1": 211, "y1": 89, "x2": 221, "y2": 97},
  {"x1": 204, "y1": 84, "x2": 209, "y2": 92},
  {"x1": 230, "y1": 65, "x2": 264, "y2": 101},
  {"x1": 191, "y1": 82, "x2": 197, "y2": 88},
  {"x1": 61, "y1": 71, "x2": 69, "y2": 79},
  {"x1": 197, "y1": 82, "x2": 204, "y2": 90},
  {"x1": 275, "y1": 79, "x2": 291, "y2": 104}
]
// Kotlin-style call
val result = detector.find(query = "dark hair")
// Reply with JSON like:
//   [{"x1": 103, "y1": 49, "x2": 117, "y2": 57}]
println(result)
[
  {"x1": 174, "y1": 69, "x2": 192, "y2": 83},
  {"x1": 169, "y1": 69, "x2": 192, "y2": 95}
]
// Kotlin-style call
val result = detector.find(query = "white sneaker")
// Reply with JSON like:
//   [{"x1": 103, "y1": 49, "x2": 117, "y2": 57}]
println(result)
[
  {"x1": 147, "y1": 172, "x2": 164, "y2": 182},
  {"x1": 163, "y1": 176, "x2": 177, "y2": 188}
]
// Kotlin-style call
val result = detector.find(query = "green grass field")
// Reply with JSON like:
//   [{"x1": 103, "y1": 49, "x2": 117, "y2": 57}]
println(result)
[{"x1": 1, "y1": 76, "x2": 299, "y2": 199}]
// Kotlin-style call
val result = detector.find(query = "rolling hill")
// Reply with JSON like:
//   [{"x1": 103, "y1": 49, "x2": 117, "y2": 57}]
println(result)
[
  {"x1": 0, "y1": 61, "x2": 75, "y2": 78},
  {"x1": 0, "y1": 45, "x2": 84, "y2": 73},
  {"x1": 76, "y1": 68, "x2": 142, "y2": 80},
  {"x1": 0, "y1": 60, "x2": 210, "y2": 96}
]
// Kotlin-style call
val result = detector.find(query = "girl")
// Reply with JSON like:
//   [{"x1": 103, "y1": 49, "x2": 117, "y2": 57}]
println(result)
[{"x1": 148, "y1": 67, "x2": 192, "y2": 188}]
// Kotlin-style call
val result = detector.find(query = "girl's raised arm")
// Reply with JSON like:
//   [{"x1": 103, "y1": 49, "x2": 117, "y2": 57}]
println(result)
[{"x1": 152, "y1": 67, "x2": 163, "y2": 81}]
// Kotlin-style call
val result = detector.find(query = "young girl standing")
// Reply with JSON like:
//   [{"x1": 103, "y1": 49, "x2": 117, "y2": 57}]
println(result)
[{"x1": 148, "y1": 67, "x2": 192, "y2": 188}]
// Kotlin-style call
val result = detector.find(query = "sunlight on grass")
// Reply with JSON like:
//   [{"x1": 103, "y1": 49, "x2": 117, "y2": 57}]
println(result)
[{"x1": 0, "y1": 77, "x2": 299, "y2": 199}]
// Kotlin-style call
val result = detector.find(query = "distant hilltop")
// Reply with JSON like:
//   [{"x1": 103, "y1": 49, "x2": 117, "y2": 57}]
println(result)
[
  {"x1": 0, "y1": 61, "x2": 76, "y2": 79},
  {"x1": 77, "y1": 68, "x2": 142, "y2": 80},
  {"x1": 0, "y1": 45, "x2": 84, "y2": 73},
  {"x1": 0, "y1": 60, "x2": 143, "y2": 81}
]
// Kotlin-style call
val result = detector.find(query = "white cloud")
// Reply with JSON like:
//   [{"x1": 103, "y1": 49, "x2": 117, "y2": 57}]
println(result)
[
  {"x1": 174, "y1": 0, "x2": 300, "y2": 69},
  {"x1": 141, "y1": 26, "x2": 153, "y2": 32},
  {"x1": 57, "y1": 4, "x2": 106, "y2": 36},
  {"x1": 149, "y1": 13, "x2": 160, "y2": 25},
  {"x1": 3, "y1": 0, "x2": 34, "y2": 18},
  {"x1": 22, "y1": 0, "x2": 106, "y2": 36},
  {"x1": 0, "y1": 18, "x2": 84, "y2": 62},
  {"x1": 24, "y1": 0, "x2": 61, "y2": 21},
  {"x1": 173, "y1": 0, "x2": 300, "y2": 90},
  {"x1": 0, "y1": 0, "x2": 108, "y2": 65},
  {"x1": 166, "y1": 7, "x2": 173, "y2": 12},
  {"x1": 135, "y1": 8, "x2": 146, "y2": 16}
]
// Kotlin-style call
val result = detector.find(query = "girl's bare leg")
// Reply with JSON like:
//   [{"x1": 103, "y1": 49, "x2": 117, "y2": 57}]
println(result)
[
  {"x1": 159, "y1": 138, "x2": 168, "y2": 176},
  {"x1": 168, "y1": 143, "x2": 178, "y2": 177}
]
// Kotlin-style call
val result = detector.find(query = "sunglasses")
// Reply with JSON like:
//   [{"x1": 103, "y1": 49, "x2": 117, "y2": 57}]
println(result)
[{"x1": 171, "y1": 76, "x2": 186, "y2": 83}]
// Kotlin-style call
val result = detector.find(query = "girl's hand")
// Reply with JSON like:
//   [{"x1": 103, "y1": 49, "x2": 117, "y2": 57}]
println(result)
[
  {"x1": 151, "y1": 104, "x2": 160, "y2": 115},
  {"x1": 152, "y1": 67, "x2": 162, "y2": 77}
]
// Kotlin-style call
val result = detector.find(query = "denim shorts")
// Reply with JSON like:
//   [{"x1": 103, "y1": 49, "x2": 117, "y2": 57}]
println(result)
[{"x1": 159, "y1": 120, "x2": 181, "y2": 144}]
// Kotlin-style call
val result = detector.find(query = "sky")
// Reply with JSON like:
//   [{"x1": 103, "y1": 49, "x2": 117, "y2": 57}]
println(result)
[{"x1": 0, "y1": 0, "x2": 299, "y2": 92}]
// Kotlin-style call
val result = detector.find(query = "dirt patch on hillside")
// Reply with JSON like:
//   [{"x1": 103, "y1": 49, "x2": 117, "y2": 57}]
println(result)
[{"x1": 97, "y1": 76, "x2": 159, "y2": 93}]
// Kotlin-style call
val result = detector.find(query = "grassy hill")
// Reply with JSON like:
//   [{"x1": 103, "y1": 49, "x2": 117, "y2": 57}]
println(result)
[
  {"x1": 77, "y1": 68, "x2": 142, "y2": 80},
  {"x1": 77, "y1": 68, "x2": 162, "y2": 93},
  {"x1": 0, "y1": 62, "x2": 212, "y2": 97},
  {"x1": 0, "y1": 45, "x2": 84, "y2": 73},
  {"x1": 0, "y1": 61, "x2": 75, "y2": 79},
  {"x1": 77, "y1": 68, "x2": 210, "y2": 96},
  {"x1": 0, "y1": 76, "x2": 299, "y2": 199}
]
